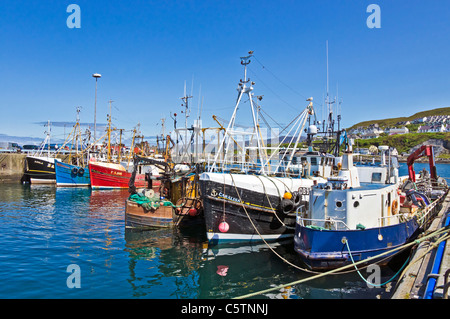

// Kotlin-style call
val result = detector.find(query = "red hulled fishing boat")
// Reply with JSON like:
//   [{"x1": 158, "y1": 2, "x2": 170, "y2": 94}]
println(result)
[{"x1": 89, "y1": 161, "x2": 160, "y2": 190}]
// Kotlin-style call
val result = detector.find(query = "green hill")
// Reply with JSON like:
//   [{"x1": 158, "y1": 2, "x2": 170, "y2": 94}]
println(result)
[
  {"x1": 353, "y1": 132, "x2": 450, "y2": 155},
  {"x1": 347, "y1": 107, "x2": 450, "y2": 130}
]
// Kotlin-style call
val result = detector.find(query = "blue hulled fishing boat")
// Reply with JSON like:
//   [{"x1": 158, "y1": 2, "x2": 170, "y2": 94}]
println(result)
[
  {"x1": 294, "y1": 143, "x2": 448, "y2": 271},
  {"x1": 54, "y1": 107, "x2": 92, "y2": 187},
  {"x1": 55, "y1": 161, "x2": 90, "y2": 187}
]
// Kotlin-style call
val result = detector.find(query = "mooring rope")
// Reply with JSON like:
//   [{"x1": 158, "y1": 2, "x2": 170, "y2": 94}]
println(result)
[
  {"x1": 229, "y1": 173, "x2": 391, "y2": 275},
  {"x1": 344, "y1": 238, "x2": 411, "y2": 287},
  {"x1": 229, "y1": 174, "x2": 318, "y2": 274},
  {"x1": 234, "y1": 225, "x2": 450, "y2": 299},
  {"x1": 254, "y1": 175, "x2": 287, "y2": 227}
]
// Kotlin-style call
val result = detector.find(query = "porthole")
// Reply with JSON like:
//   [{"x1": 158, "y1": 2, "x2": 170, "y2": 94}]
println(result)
[
  {"x1": 336, "y1": 201, "x2": 343, "y2": 208},
  {"x1": 354, "y1": 201, "x2": 360, "y2": 208}
]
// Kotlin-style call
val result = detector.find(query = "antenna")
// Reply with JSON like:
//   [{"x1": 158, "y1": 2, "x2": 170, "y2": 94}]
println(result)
[
  {"x1": 180, "y1": 83, "x2": 193, "y2": 160},
  {"x1": 43, "y1": 120, "x2": 51, "y2": 156},
  {"x1": 326, "y1": 40, "x2": 329, "y2": 97},
  {"x1": 240, "y1": 51, "x2": 253, "y2": 83},
  {"x1": 106, "y1": 99, "x2": 114, "y2": 162},
  {"x1": 200, "y1": 96, "x2": 204, "y2": 121},
  {"x1": 76, "y1": 106, "x2": 82, "y2": 123},
  {"x1": 197, "y1": 84, "x2": 202, "y2": 121},
  {"x1": 325, "y1": 41, "x2": 336, "y2": 134}
]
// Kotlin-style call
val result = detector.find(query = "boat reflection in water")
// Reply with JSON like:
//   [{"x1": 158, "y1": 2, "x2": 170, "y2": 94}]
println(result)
[
  {"x1": 124, "y1": 226, "x2": 206, "y2": 298},
  {"x1": 200, "y1": 240, "x2": 402, "y2": 299},
  {"x1": 88, "y1": 188, "x2": 129, "y2": 216}
]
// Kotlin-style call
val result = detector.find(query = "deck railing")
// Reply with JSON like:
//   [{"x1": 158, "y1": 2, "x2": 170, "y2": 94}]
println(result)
[{"x1": 296, "y1": 216, "x2": 351, "y2": 231}]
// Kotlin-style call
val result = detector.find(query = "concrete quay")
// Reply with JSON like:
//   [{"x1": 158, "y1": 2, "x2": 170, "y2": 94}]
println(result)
[
  {"x1": 0, "y1": 153, "x2": 70, "y2": 183},
  {"x1": 392, "y1": 192, "x2": 450, "y2": 299}
]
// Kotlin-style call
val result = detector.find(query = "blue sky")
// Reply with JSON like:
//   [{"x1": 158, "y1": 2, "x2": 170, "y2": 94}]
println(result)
[{"x1": 1, "y1": 1, "x2": 450, "y2": 143}]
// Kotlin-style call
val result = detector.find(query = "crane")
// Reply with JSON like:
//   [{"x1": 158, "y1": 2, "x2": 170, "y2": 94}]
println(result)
[{"x1": 407, "y1": 145, "x2": 437, "y2": 182}]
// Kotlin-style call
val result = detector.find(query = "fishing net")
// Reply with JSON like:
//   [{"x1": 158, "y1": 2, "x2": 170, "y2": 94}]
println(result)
[{"x1": 128, "y1": 193, "x2": 179, "y2": 210}]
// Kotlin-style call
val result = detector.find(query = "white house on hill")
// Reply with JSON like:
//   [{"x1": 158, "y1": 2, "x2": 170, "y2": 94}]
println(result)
[
  {"x1": 417, "y1": 124, "x2": 446, "y2": 133},
  {"x1": 388, "y1": 127, "x2": 409, "y2": 135}
]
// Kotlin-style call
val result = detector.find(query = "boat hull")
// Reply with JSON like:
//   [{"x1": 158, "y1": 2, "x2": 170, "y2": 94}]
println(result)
[
  {"x1": 89, "y1": 162, "x2": 158, "y2": 189},
  {"x1": 293, "y1": 218, "x2": 421, "y2": 271},
  {"x1": 55, "y1": 161, "x2": 90, "y2": 187},
  {"x1": 23, "y1": 156, "x2": 56, "y2": 184},
  {"x1": 125, "y1": 196, "x2": 205, "y2": 229},
  {"x1": 125, "y1": 199, "x2": 174, "y2": 228},
  {"x1": 200, "y1": 176, "x2": 310, "y2": 244}
]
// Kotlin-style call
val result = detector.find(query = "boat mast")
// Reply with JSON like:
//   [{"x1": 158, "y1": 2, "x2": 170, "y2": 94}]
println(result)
[
  {"x1": 325, "y1": 40, "x2": 335, "y2": 139},
  {"x1": 107, "y1": 99, "x2": 114, "y2": 163},
  {"x1": 158, "y1": 117, "x2": 166, "y2": 155},
  {"x1": 180, "y1": 81, "x2": 193, "y2": 162},
  {"x1": 209, "y1": 51, "x2": 266, "y2": 173},
  {"x1": 46, "y1": 120, "x2": 51, "y2": 157},
  {"x1": 75, "y1": 106, "x2": 82, "y2": 166},
  {"x1": 127, "y1": 127, "x2": 136, "y2": 170},
  {"x1": 118, "y1": 128, "x2": 124, "y2": 163}
]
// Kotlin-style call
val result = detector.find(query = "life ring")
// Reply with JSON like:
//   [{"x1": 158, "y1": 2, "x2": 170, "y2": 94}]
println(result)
[
  {"x1": 392, "y1": 199, "x2": 399, "y2": 215},
  {"x1": 280, "y1": 198, "x2": 294, "y2": 214},
  {"x1": 72, "y1": 167, "x2": 78, "y2": 175},
  {"x1": 77, "y1": 167, "x2": 85, "y2": 176}
]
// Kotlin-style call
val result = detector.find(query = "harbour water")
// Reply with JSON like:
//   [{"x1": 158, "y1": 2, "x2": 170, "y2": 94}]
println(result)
[{"x1": 0, "y1": 163, "x2": 448, "y2": 299}]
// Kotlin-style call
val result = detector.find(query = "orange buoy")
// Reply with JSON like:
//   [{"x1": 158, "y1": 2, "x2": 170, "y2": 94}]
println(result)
[{"x1": 283, "y1": 192, "x2": 292, "y2": 200}]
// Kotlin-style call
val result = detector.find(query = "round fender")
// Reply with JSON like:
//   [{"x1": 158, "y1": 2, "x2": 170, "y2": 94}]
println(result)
[
  {"x1": 291, "y1": 191, "x2": 302, "y2": 207},
  {"x1": 71, "y1": 167, "x2": 78, "y2": 175},
  {"x1": 280, "y1": 198, "x2": 294, "y2": 214},
  {"x1": 77, "y1": 167, "x2": 85, "y2": 176}
]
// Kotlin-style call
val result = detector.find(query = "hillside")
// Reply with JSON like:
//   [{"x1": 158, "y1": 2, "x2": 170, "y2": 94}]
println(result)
[
  {"x1": 354, "y1": 132, "x2": 450, "y2": 155},
  {"x1": 347, "y1": 107, "x2": 450, "y2": 130}
]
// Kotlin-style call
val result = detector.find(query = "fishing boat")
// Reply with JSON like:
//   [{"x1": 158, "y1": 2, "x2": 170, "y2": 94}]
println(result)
[
  {"x1": 200, "y1": 172, "x2": 325, "y2": 243},
  {"x1": 23, "y1": 156, "x2": 58, "y2": 184},
  {"x1": 55, "y1": 161, "x2": 90, "y2": 187},
  {"x1": 88, "y1": 101, "x2": 159, "y2": 189},
  {"x1": 55, "y1": 108, "x2": 92, "y2": 187},
  {"x1": 201, "y1": 132, "x2": 336, "y2": 244},
  {"x1": 125, "y1": 156, "x2": 204, "y2": 229},
  {"x1": 294, "y1": 143, "x2": 448, "y2": 271},
  {"x1": 126, "y1": 192, "x2": 176, "y2": 228},
  {"x1": 89, "y1": 161, "x2": 144, "y2": 189},
  {"x1": 199, "y1": 52, "x2": 341, "y2": 244}
]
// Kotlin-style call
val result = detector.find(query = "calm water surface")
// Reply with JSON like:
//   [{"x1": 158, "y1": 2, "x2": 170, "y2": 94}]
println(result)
[{"x1": 0, "y1": 163, "x2": 448, "y2": 299}]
